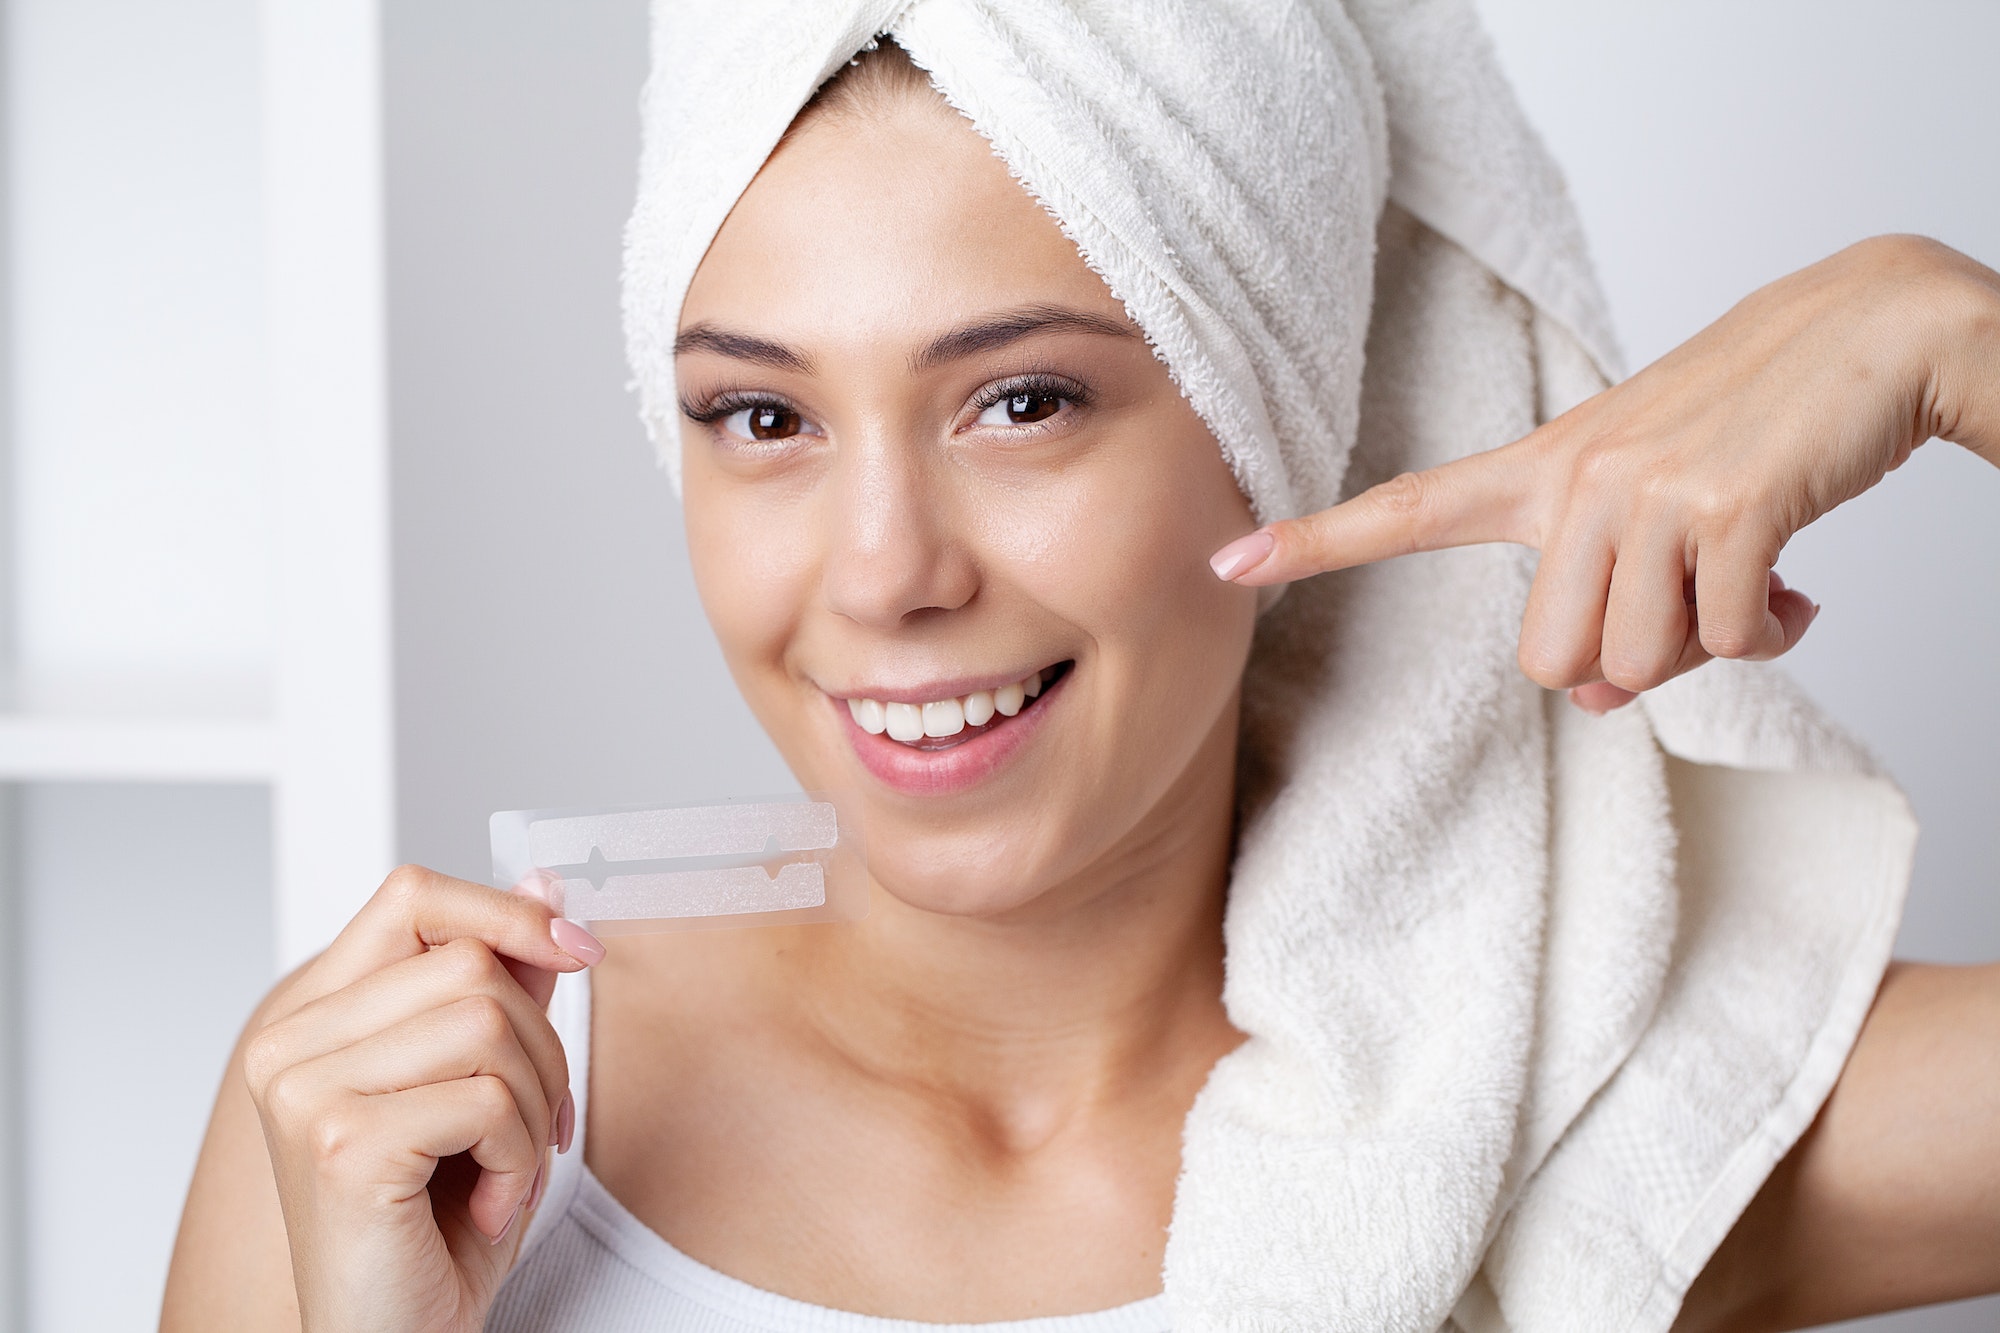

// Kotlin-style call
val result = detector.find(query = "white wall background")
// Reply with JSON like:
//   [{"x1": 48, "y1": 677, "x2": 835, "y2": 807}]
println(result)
[
  {"x1": 0, "y1": 1, "x2": 1993, "y2": 1330},
  {"x1": 7, "y1": 0, "x2": 271, "y2": 719}
]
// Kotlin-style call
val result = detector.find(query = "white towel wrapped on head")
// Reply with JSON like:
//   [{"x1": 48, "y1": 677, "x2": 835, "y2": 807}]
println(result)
[{"x1": 622, "y1": 3, "x2": 1918, "y2": 1329}]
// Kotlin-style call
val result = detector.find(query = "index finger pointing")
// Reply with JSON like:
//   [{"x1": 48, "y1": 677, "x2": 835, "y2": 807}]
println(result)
[{"x1": 1212, "y1": 447, "x2": 1534, "y2": 587}]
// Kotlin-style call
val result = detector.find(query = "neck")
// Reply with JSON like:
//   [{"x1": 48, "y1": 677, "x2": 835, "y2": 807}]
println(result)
[{"x1": 779, "y1": 699, "x2": 1243, "y2": 1147}]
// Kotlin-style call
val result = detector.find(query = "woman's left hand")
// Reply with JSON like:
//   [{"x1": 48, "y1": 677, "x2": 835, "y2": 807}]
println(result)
[{"x1": 1210, "y1": 234, "x2": 2000, "y2": 711}]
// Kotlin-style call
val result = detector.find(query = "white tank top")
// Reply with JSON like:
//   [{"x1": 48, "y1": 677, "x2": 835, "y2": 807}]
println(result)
[{"x1": 485, "y1": 969, "x2": 1173, "y2": 1332}]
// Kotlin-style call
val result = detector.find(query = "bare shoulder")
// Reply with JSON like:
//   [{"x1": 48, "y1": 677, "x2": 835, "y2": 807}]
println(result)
[
  {"x1": 1679, "y1": 960, "x2": 2000, "y2": 1332},
  {"x1": 159, "y1": 961, "x2": 318, "y2": 1333}
]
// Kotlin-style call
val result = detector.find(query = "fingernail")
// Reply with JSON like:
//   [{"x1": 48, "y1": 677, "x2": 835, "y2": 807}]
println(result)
[
  {"x1": 526, "y1": 1160, "x2": 548, "y2": 1214},
  {"x1": 1808, "y1": 601, "x2": 1822, "y2": 625},
  {"x1": 514, "y1": 868, "x2": 557, "y2": 905},
  {"x1": 1209, "y1": 530, "x2": 1276, "y2": 582},
  {"x1": 550, "y1": 917, "x2": 605, "y2": 967},
  {"x1": 556, "y1": 1089, "x2": 576, "y2": 1155},
  {"x1": 489, "y1": 1199, "x2": 524, "y2": 1246}
]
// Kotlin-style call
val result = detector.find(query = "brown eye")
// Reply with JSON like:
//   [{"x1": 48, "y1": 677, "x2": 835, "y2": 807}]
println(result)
[
  {"x1": 745, "y1": 404, "x2": 802, "y2": 439},
  {"x1": 1003, "y1": 392, "x2": 1061, "y2": 423},
  {"x1": 971, "y1": 378, "x2": 1086, "y2": 431}
]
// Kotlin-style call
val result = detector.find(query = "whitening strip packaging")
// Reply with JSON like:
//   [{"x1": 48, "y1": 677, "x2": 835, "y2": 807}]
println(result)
[{"x1": 490, "y1": 792, "x2": 866, "y2": 934}]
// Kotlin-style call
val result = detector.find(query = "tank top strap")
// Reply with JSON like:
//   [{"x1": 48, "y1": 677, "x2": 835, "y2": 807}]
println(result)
[{"x1": 516, "y1": 964, "x2": 592, "y2": 1259}]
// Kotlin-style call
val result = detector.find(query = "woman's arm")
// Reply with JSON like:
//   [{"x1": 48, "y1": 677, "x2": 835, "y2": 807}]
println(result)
[
  {"x1": 160, "y1": 966, "x2": 311, "y2": 1329},
  {"x1": 1679, "y1": 962, "x2": 2000, "y2": 1330}
]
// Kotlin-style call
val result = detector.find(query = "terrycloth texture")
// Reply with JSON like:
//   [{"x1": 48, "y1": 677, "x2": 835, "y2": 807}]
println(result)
[{"x1": 620, "y1": 3, "x2": 1917, "y2": 1330}]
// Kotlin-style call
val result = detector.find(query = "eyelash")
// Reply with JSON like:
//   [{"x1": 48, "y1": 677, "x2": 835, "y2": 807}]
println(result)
[
  {"x1": 678, "y1": 372, "x2": 1094, "y2": 445},
  {"x1": 681, "y1": 390, "x2": 798, "y2": 428},
  {"x1": 964, "y1": 372, "x2": 1092, "y2": 429}
]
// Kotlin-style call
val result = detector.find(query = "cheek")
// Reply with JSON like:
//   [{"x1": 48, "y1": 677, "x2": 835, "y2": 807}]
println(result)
[
  {"x1": 955, "y1": 413, "x2": 1261, "y2": 859},
  {"x1": 682, "y1": 469, "x2": 816, "y2": 689},
  {"x1": 966, "y1": 415, "x2": 1256, "y2": 659}
]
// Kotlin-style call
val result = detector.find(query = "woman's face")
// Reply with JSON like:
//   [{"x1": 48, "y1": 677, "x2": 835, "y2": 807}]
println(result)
[{"x1": 676, "y1": 87, "x2": 1258, "y2": 919}]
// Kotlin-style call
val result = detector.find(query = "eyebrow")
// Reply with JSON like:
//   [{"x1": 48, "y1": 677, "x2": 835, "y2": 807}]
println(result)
[
  {"x1": 671, "y1": 304, "x2": 1137, "y2": 377},
  {"x1": 910, "y1": 304, "x2": 1137, "y2": 371},
  {"x1": 671, "y1": 325, "x2": 815, "y2": 374}
]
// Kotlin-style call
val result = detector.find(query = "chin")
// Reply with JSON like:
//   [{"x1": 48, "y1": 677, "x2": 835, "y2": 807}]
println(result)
[{"x1": 864, "y1": 832, "x2": 1071, "y2": 921}]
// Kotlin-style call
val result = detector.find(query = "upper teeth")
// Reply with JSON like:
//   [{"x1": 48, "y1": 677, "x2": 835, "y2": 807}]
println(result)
[{"x1": 846, "y1": 669, "x2": 1049, "y2": 742}]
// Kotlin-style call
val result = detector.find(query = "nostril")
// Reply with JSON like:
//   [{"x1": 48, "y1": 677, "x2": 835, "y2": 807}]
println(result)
[{"x1": 820, "y1": 544, "x2": 980, "y2": 628}]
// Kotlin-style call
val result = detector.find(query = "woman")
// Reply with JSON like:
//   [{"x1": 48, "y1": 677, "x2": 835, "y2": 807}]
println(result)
[{"x1": 164, "y1": 4, "x2": 2000, "y2": 1330}]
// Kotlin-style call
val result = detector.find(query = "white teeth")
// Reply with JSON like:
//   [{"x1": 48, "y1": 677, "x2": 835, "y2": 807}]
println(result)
[
  {"x1": 922, "y1": 698, "x2": 966, "y2": 737},
  {"x1": 847, "y1": 668, "x2": 1054, "y2": 746},
  {"x1": 884, "y1": 701, "x2": 925, "y2": 742},
  {"x1": 850, "y1": 697, "x2": 887, "y2": 735}
]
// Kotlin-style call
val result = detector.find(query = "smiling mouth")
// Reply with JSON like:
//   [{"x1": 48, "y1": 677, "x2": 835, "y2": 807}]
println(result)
[{"x1": 841, "y1": 661, "x2": 1072, "y2": 751}]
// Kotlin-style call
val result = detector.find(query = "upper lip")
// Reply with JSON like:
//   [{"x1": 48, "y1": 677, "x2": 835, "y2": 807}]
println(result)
[{"x1": 820, "y1": 663, "x2": 1062, "y2": 704}]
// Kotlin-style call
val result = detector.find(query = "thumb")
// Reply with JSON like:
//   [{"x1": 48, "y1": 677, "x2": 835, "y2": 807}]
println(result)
[{"x1": 505, "y1": 869, "x2": 567, "y2": 1010}]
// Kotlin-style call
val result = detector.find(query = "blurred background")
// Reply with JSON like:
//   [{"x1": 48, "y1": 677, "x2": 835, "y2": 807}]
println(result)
[{"x1": 0, "y1": 1, "x2": 1991, "y2": 1328}]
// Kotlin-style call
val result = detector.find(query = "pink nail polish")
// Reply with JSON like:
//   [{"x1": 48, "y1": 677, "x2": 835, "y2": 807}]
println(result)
[
  {"x1": 556, "y1": 1089, "x2": 576, "y2": 1155},
  {"x1": 1209, "y1": 530, "x2": 1276, "y2": 581},
  {"x1": 526, "y1": 1160, "x2": 548, "y2": 1214},
  {"x1": 550, "y1": 917, "x2": 606, "y2": 966}
]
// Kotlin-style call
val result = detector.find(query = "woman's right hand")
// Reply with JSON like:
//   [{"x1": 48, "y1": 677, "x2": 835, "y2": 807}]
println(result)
[
  {"x1": 240, "y1": 864, "x2": 604, "y2": 1332},
  {"x1": 1210, "y1": 235, "x2": 2000, "y2": 713}
]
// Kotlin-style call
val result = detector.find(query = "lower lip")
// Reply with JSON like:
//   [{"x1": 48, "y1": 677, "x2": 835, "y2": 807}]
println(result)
[{"x1": 833, "y1": 671, "x2": 1069, "y2": 797}]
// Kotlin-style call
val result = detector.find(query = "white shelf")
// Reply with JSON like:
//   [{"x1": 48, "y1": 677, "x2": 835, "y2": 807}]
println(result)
[
  {"x1": 0, "y1": 714, "x2": 278, "y2": 783},
  {"x1": 0, "y1": 2, "x2": 393, "y2": 1328}
]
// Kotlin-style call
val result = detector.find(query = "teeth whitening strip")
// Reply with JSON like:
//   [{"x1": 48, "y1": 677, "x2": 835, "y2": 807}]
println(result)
[{"x1": 490, "y1": 794, "x2": 866, "y2": 934}]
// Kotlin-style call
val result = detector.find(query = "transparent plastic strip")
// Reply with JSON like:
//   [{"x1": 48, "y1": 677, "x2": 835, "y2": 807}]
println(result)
[{"x1": 490, "y1": 791, "x2": 866, "y2": 935}]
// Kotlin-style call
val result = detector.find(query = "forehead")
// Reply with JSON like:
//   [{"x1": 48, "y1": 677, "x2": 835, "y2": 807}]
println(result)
[{"x1": 681, "y1": 95, "x2": 1125, "y2": 347}]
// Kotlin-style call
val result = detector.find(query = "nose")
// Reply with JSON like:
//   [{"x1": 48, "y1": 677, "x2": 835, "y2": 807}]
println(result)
[{"x1": 819, "y1": 434, "x2": 978, "y2": 629}]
